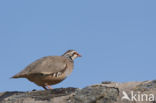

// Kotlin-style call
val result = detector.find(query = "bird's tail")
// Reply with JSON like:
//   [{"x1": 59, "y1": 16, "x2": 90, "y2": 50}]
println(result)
[{"x1": 11, "y1": 74, "x2": 26, "y2": 78}]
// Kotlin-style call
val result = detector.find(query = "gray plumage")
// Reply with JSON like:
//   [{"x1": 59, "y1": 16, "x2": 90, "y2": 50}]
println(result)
[
  {"x1": 12, "y1": 50, "x2": 81, "y2": 90},
  {"x1": 13, "y1": 56, "x2": 72, "y2": 77}
]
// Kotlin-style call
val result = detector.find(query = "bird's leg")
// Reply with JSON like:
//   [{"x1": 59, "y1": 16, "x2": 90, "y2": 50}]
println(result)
[
  {"x1": 44, "y1": 83, "x2": 52, "y2": 90},
  {"x1": 42, "y1": 86, "x2": 48, "y2": 90},
  {"x1": 47, "y1": 85, "x2": 53, "y2": 89}
]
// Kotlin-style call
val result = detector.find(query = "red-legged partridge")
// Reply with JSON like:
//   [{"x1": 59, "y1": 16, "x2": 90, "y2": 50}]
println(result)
[{"x1": 12, "y1": 50, "x2": 81, "y2": 90}]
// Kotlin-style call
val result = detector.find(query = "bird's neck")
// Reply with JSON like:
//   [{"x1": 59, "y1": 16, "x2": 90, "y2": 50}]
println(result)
[{"x1": 62, "y1": 54, "x2": 73, "y2": 62}]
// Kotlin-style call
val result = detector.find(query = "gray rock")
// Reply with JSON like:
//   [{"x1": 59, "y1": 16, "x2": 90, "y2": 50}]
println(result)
[
  {"x1": 0, "y1": 80, "x2": 156, "y2": 103},
  {"x1": 0, "y1": 88, "x2": 77, "y2": 103},
  {"x1": 70, "y1": 85, "x2": 119, "y2": 103}
]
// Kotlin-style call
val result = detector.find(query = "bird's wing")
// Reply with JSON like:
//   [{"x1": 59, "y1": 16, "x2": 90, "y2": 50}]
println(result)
[{"x1": 13, "y1": 56, "x2": 69, "y2": 78}]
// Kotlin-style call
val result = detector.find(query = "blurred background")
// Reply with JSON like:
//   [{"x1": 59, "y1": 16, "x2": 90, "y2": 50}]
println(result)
[{"x1": 0, "y1": 0, "x2": 156, "y2": 91}]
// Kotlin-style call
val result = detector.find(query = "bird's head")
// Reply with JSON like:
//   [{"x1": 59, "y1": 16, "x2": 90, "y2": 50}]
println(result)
[{"x1": 63, "y1": 50, "x2": 81, "y2": 61}]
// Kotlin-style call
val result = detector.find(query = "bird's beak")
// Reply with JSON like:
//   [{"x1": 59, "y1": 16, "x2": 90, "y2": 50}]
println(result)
[{"x1": 77, "y1": 53, "x2": 82, "y2": 57}]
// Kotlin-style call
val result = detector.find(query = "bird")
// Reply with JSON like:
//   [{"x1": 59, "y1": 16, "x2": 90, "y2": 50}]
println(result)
[{"x1": 12, "y1": 50, "x2": 81, "y2": 90}]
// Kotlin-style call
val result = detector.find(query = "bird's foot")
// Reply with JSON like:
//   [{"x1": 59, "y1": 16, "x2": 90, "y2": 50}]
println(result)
[{"x1": 42, "y1": 85, "x2": 52, "y2": 90}]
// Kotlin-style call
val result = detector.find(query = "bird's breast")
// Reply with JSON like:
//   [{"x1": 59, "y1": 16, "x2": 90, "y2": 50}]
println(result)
[{"x1": 64, "y1": 61, "x2": 74, "y2": 76}]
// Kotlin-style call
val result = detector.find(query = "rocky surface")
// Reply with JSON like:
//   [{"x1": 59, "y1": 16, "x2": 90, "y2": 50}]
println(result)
[{"x1": 0, "y1": 80, "x2": 156, "y2": 103}]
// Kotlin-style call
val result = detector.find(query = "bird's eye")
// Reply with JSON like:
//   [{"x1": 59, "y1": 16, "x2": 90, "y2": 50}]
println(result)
[
  {"x1": 74, "y1": 52, "x2": 78, "y2": 55},
  {"x1": 72, "y1": 52, "x2": 77, "y2": 56}
]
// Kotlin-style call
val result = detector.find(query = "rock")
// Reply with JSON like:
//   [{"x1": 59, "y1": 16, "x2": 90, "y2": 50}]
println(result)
[
  {"x1": 0, "y1": 88, "x2": 77, "y2": 103},
  {"x1": 101, "y1": 81, "x2": 112, "y2": 84},
  {"x1": 0, "y1": 80, "x2": 156, "y2": 103},
  {"x1": 70, "y1": 86, "x2": 119, "y2": 103}
]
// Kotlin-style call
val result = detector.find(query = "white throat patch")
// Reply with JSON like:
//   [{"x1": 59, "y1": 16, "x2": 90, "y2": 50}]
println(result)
[{"x1": 71, "y1": 54, "x2": 78, "y2": 60}]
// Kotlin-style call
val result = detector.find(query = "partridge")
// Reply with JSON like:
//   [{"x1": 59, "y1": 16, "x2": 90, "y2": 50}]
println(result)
[{"x1": 12, "y1": 50, "x2": 81, "y2": 90}]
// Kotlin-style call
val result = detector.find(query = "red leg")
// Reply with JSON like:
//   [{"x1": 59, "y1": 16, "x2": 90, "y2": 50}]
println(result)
[
  {"x1": 42, "y1": 86, "x2": 48, "y2": 90},
  {"x1": 44, "y1": 83, "x2": 52, "y2": 90},
  {"x1": 47, "y1": 85, "x2": 52, "y2": 89}
]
